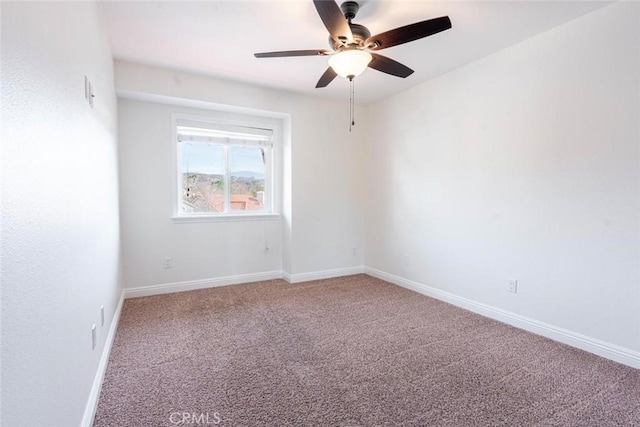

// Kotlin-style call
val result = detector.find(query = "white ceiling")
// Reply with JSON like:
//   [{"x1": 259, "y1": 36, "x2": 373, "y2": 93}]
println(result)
[{"x1": 102, "y1": 1, "x2": 610, "y2": 105}]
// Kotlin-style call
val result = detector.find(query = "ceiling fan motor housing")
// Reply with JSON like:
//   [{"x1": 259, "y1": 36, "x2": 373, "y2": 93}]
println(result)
[
  {"x1": 330, "y1": 23, "x2": 371, "y2": 50},
  {"x1": 328, "y1": 1, "x2": 371, "y2": 50}
]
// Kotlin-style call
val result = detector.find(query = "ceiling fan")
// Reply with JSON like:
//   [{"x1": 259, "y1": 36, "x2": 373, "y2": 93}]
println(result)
[{"x1": 254, "y1": 0, "x2": 452, "y2": 88}]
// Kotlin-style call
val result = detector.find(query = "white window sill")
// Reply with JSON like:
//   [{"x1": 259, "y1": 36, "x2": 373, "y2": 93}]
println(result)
[{"x1": 171, "y1": 213, "x2": 281, "y2": 223}]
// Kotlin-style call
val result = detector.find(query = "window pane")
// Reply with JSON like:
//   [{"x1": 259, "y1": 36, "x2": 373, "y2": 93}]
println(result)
[
  {"x1": 181, "y1": 143, "x2": 225, "y2": 213},
  {"x1": 229, "y1": 145, "x2": 266, "y2": 211}
]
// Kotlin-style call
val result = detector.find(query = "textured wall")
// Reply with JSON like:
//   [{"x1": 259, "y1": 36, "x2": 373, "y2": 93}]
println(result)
[
  {"x1": 364, "y1": 2, "x2": 640, "y2": 354},
  {"x1": 115, "y1": 61, "x2": 365, "y2": 287},
  {"x1": 1, "y1": 2, "x2": 121, "y2": 425},
  {"x1": 117, "y1": 99, "x2": 285, "y2": 287}
]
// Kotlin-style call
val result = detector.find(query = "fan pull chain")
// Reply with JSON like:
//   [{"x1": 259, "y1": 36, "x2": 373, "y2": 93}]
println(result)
[{"x1": 349, "y1": 77, "x2": 355, "y2": 132}]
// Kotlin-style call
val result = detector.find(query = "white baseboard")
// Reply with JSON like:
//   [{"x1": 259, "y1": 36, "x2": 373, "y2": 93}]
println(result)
[
  {"x1": 364, "y1": 267, "x2": 640, "y2": 369},
  {"x1": 124, "y1": 271, "x2": 284, "y2": 298},
  {"x1": 81, "y1": 290, "x2": 126, "y2": 427},
  {"x1": 283, "y1": 266, "x2": 365, "y2": 284},
  {"x1": 124, "y1": 267, "x2": 367, "y2": 298}
]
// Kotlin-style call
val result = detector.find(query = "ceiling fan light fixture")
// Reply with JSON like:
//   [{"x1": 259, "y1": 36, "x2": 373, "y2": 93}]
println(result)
[
  {"x1": 328, "y1": 49, "x2": 372, "y2": 79},
  {"x1": 254, "y1": 1, "x2": 452, "y2": 89}
]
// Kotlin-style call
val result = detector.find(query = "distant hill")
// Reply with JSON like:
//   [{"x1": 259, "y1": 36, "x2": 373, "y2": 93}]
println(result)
[{"x1": 231, "y1": 170, "x2": 264, "y2": 179}]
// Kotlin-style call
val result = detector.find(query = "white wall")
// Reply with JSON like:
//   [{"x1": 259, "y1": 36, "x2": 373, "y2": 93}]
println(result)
[
  {"x1": 364, "y1": 2, "x2": 640, "y2": 354},
  {"x1": 115, "y1": 62, "x2": 365, "y2": 288},
  {"x1": 1, "y1": 2, "x2": 121, "y2": 425},
  {"x1": 118, "y1": 99, "x2": 285, "y2": 287}
]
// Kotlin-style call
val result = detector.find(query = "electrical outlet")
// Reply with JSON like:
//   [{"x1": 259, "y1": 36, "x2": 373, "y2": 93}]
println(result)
[
  {"x1": 404, "y1": 255, "x2": 411, "y2": 266},
  {"x1": 91, "y1": 324, "x2": 97, "y2": 350},
  {"x1": 164, "y1": 257, "x2": 172, "y2": 269},
  {"x1": 507, "y1": 279, "x2": 518, "y2": 294},
  {"x1": 352, "y1": 246, "x2": 357, "y2": 256},
  {"x1": 100, "y1": 305, "x2": 105, "y2": 327}
]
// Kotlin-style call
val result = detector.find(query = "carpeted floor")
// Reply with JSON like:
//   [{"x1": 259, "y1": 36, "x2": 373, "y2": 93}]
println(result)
[{"x1": 94, "y1": 274, "x2": 640, "y2": 426}]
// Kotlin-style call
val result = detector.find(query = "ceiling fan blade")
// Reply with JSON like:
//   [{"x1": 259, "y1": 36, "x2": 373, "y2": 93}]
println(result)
[
  {"x1": 366, "y1": 16, "x2": 451, "y2": 51},
  {"x1": 316, "y1": 67, "x2": 338, "y2": 88},
  {"x1": 313, "y1": 0, "x2": 353, "y2": 43},
  {"x1": 254, "y1": 49, "x2": 331, "y2": 58},
  {"x1": 368, "y1": 53, "x2": 414, "y2": 78}
]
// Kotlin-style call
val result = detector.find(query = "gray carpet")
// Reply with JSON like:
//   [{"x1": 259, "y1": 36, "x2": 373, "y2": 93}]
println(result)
[{"x1": 94, "y1": 274, "x2": 640, "y2": 426}]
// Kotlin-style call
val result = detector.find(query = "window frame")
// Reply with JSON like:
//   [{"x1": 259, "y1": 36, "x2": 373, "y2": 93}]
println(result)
[{"x1": 171, "y1": 112, "x2": 281, "y2": 223}]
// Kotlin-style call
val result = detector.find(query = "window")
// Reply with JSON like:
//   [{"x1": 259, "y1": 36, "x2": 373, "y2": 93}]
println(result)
[{"x1": 174, "y1": 115, "x2": 278, "y2": 219}]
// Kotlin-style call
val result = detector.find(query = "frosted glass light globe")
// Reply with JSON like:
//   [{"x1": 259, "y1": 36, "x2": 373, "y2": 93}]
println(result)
[{"x1": 328, "y1": 49, "x2": 373, "y2": 79}]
